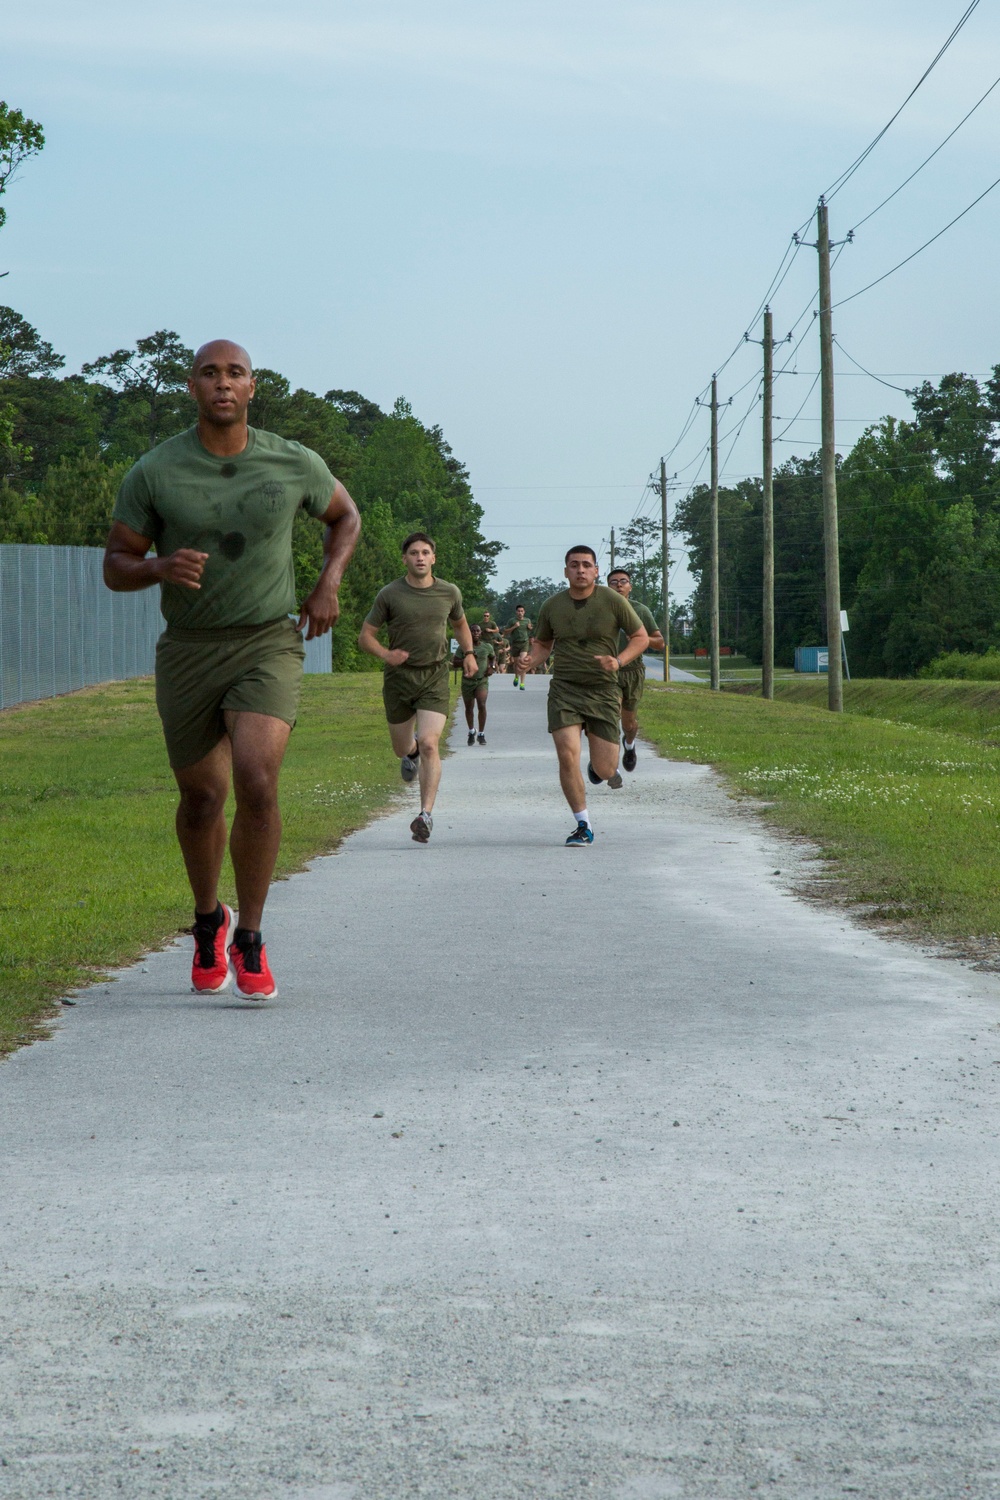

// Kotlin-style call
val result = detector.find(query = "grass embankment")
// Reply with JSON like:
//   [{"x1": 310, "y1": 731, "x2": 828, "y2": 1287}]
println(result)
[
  {"x1": 641, "y1": 682, "x2": 1000, "y2": 948},
  {"x1": 771, "y1": 677, "x2": 1000, "y2": 741},
  {"x1": 0, "y1": 674, "x2": 401, "y2": 1055}
]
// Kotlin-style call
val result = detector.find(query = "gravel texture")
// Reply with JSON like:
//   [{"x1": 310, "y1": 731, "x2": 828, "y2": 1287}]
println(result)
[{"x1": 2, "y1": 678, "x2": 1000, "y2": 1498}]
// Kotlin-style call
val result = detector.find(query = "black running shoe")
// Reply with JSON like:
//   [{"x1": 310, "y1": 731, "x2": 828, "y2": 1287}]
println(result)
[
  {"x1": 586, "y1": 761, "x2": 603, "y2": 786},
  {"x1": 565, "y1": 822, "x2": 594, "y2": 846},
  {"x1": 467, "y1": 731, "x2": 476, "y2": 745},
  {"x1": 622, "y1": 740, "x2": 637, "y2": 772},
  {"x1": 477, "y1": 733, "x2": 486, "y2": 745}
]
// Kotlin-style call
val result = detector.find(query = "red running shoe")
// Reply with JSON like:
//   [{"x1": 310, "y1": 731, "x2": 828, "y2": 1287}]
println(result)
[
  {"x1": 191, "y1": 903, "x2": 236, "y2": 994},
  {"x1": 229, "y1": 931, "x2": 278, "y2": 1002}
]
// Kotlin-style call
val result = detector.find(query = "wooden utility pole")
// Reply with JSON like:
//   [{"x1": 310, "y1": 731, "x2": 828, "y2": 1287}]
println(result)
[
  {"x1": 609, "y1": 527, "x2": 616, "y2": 571},
  {"x1": 709, "y1": 376, "x2": 720, "y2": 692},
  {"x1": 817, "y1": 198, "x2": 843, "y2": 713},
  {"x1": 659, "y1": 458, "x2": 670, "y2": 682},
  {"x1": 762, "y1": 307, "x2": 775, "y2": 700}
]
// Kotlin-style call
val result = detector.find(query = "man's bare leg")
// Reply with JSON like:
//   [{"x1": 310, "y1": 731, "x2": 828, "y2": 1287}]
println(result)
[
  {"x1": 553, "y1": 725, "x2": 587, "y2": 816},
  {"x1": 173, "y1": 737, "x2": 233, "y2": 914},
  {"x1": 225, "y1": 710, "x2": 292, "y2": 931},
  {"x1": 476, "y1": 688, "x2": 488, "y2": 733},
  {"x1": 588, "y1": 732, "x2": 620, "y2": 782},
  {"x1": 622, "y1": 706, "x2": 639, "y2": 744},
  {"x1": 414, "y1": 708, "x2": 447, "y2": 812},
  {"x1": 388, "y1": 716, "x2": 418, "y2": 761}
]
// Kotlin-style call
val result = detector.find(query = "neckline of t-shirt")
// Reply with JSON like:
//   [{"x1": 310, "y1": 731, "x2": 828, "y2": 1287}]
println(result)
[
  {"x1": 192, "y1": 425, "x2": 258, "y2": 463},
  {"x1": 400, "y1": 574, "x2": 441, "y2": 591}
]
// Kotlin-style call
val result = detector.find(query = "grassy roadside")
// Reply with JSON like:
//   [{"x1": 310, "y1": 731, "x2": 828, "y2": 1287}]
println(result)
[
  {"x1": 0, "y1": 674, "x2": 404, "y2": 1056},
  {"x1": 769, "y1": 677, "x2": 1000, "y2": 741},
  {"x1": 640, "y1": 682, "x2": 1000, "y2": 951}
]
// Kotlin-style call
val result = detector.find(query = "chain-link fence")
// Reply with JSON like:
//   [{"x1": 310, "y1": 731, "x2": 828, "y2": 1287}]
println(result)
[{"x1": 0, "y1": 544, "x2": 331, "y2": 712}]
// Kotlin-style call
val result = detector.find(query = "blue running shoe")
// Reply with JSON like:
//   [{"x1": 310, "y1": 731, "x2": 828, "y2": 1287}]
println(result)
[{"x1": 565, "y1": 821, "x2": 594, "y2": 846}]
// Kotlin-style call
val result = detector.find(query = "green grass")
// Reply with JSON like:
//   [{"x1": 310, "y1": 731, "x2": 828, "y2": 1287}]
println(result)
[
  {"x1": 770, "y1": 677, "x2": 1000, "y2": 742},
  {"x1": 641, "y1": 682, "x2": 1000, "y2": 945},
  {"x1": 0, "y1": 675, "x2": 403, "y2": 1055}
]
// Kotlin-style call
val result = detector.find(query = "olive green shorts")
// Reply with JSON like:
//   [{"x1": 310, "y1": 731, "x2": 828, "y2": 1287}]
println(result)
[
  {"x1": 383, "y1": 660, "x2": 450, "y2": 723},
  {"x1": 461, "y1": 680, "x2": 489, "y2": 701},
  {"x1": 155, "y1": 616, "x2": 305, "y2": 771},
  {"x1": 546, "y1": 676, "x2": 621, "y2": 746},
  {"x1": 619, "y1": 662, "x2": 646, "y2": 714}
]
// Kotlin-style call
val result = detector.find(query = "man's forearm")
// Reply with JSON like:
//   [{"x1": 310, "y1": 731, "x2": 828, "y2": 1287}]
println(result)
[
  {"x1": 357, "y1": 625, "x2": 389, "y2": 662},
  {"x1": 455, "y1": 621, "x2": 474, "y2": 655},
  {"x1": 524, "y1": 640, "x2": 552, "y2": 671},
  {"x1": 103, "y1": 551, "x2": 162, "y2": 593},
  {"x1": 316, "y1": 510, "x2": 362, "y2": 592}
]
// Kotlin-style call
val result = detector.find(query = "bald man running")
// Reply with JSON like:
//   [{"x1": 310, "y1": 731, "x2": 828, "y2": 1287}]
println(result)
[{"x1": 104, "y1": 340, "x2": 360, "y2": 1003}]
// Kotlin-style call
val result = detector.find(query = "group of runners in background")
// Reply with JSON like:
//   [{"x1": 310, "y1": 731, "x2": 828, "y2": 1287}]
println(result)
[{"x1": 104, "y1": 337, "x2": 664, "y2": 1003}]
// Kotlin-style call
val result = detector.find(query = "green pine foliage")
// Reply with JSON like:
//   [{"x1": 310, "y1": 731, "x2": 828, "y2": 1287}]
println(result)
[{"x1": 0, "y1": 312, "x2": 502, "y2": 668}]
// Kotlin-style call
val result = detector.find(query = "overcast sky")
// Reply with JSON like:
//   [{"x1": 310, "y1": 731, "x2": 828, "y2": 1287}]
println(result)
[{"x1": 5, "y1": 1, "x2": 1000, "y2": 598}]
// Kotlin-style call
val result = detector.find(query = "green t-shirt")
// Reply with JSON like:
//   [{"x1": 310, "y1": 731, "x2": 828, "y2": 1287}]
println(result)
[
  {"x1": 365, "y1": 575, "x2": 465, "y2": 668},
  {"x1": 618, "y1": 601, "x2": 659, "y2": 656},
  {"x1": 506, "y1": 616, "x2": 532, "y2": 648},
  {"x1": 462, "y1": 641, "x2": 495, "y2": 688},
  {"x1": 113, "y1": 426, "x2": 335, "y2": 630},
  {"x1": 480, "y1": 620, "x2": 500, "y2": 638},
  {"x1": 534, "y1": 585, "x2": 643, "y2": 687}
]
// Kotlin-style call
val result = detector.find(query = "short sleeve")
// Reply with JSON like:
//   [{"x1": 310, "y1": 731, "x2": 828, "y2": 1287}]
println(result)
[
  {"x1": 299, "y1": 446, "x2": 337, "y2": 519},
  {"x1": 112, "y1": 460, "x2": 158, "y2": 540},
  {"x1": 534, "y1": 602, "x2": 553, "y2": 640},
  {"x1": 365, "y1": 588, "x2": 390, "y2": 629},
  {"x1": 447, "y1": 585, "x2": 464, "y2": 622},
  {"x1": 615, "y1": 596, "x2": 644, "y2": 634}
]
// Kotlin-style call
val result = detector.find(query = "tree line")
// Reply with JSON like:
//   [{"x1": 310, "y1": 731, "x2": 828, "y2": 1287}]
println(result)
[
  {"x1": 0, "y1": 311, "x2": 503, "y2": 669},
  {"x1": 674, "y1": 369, "x2": 1000, "y2": 676}
]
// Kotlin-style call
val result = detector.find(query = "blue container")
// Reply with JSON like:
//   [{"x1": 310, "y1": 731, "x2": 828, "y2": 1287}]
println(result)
[{"x1": 794, "y1": 646, "x2": 829, "y2": 674}]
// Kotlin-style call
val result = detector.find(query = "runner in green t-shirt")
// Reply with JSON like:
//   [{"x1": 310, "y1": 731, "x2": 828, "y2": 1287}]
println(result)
[
  {"x1": 515, "y1": 545, "x2": 648, "y2": 845},
  {"x1": 105, "y1": 339, "x2": 361, "y2": 1002},
  {"x1": 503, "y1": 605, "x2": 533, "y2": 689},
  {"x1": 480, "y1": 610, "x2": 501, "y2": 647},
  {"x1": 607, "y1": 568, "x2": 665, "y2": 772},
  {"x1": 359, "y1": 531, "x2": 477, "y2": 842},
  {"x1": 455, "y1": 625, "x2": 495, "y2": 744}
]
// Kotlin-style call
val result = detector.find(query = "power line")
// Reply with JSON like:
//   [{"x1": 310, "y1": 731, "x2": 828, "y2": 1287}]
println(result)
[
  {"x1": 835, "y1": 169, "x2": 1000, "y2": 308},
  {"x1": 825, "y1": 0, "x2": 982, "y2": 201},
  {"x1": 850, "y1": 67, "x2": 1000, "y2": 232}
]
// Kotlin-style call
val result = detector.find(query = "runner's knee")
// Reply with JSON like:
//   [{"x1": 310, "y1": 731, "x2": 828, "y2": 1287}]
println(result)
[{"x1": 177, "y1": 782, "x2": 227, "y2": 825}]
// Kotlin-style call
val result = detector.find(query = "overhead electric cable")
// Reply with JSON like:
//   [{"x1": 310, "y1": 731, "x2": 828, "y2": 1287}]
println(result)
[
  {"x1": 831, "y1": 339, "x2": 913, "y2": 392},
  {"x1": 825, "y1": 0, "x2": 982, "y2": 201},
  {"x1": 850, "y1": 68, "x2": 1000, "y2": 232},
  {"x1": 835, "y1": 170, "x2": 1000, "y2": 307}
]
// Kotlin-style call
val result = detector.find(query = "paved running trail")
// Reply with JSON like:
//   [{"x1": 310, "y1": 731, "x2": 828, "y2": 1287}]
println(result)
[{"x1": 3, "y1": 679, "x2": 1000, "y2": 1499}]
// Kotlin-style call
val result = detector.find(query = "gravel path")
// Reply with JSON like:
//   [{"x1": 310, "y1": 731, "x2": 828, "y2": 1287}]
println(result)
[{"x1": 2, "y1": 678, "x2": 999, "y2": 1498}]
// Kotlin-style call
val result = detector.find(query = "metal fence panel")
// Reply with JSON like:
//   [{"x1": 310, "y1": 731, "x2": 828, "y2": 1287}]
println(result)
[{"x1": 0, "y1": 544, "x2": 330, "y2": 711}]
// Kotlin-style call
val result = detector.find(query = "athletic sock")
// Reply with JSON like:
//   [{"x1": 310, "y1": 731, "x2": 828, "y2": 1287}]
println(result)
[
  {"x1": 194, "y1": 903, "x2": 223, "y2": 931},
  {"x1": 576, "y1": 808, "x2": 591, "y2": 827},
  {"x1": 233, "y1": 926, "x2": 261, "y2": 948},
  {"x1": 624, "y1": 738, "x2": 635, "y2": 749}
]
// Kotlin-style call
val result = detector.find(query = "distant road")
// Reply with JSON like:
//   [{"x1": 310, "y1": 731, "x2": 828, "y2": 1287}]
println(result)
[{"x1": 643, "y1": 653, "x2": 703, "y2": 683}]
